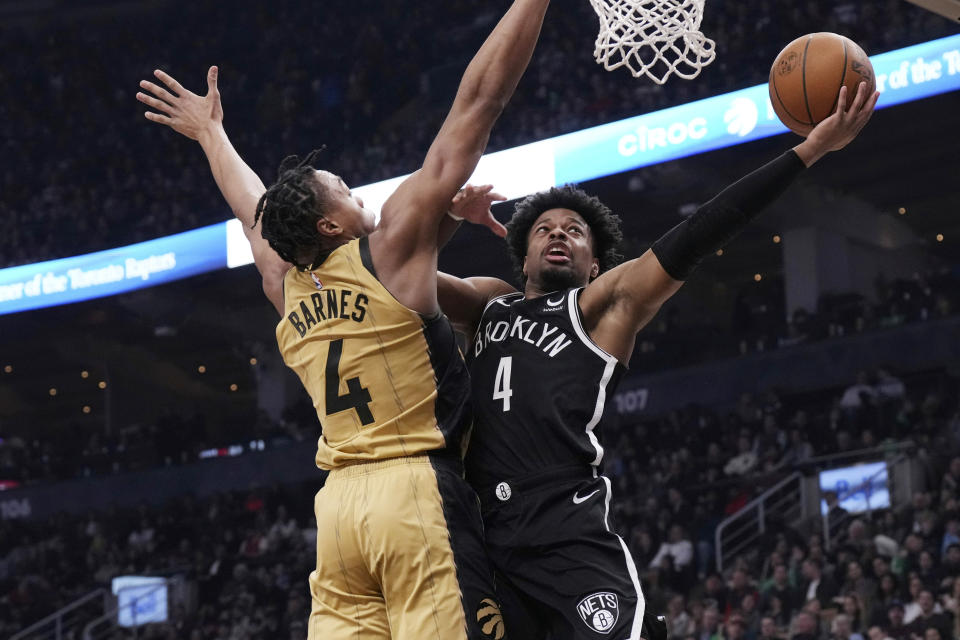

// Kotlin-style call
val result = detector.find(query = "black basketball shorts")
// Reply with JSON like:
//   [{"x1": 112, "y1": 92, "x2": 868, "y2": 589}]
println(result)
[{"x1": 477, "y1": 466, "x2": 647, "y2": 640}]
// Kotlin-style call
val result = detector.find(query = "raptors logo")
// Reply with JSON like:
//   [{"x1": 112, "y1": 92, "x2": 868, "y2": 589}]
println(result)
[
  {"x1": 477, "y1": 598, "x2": 505, "y2": 640},
  {"x1": 577, "y1": 592, "x2": 620, "y2": 634}
]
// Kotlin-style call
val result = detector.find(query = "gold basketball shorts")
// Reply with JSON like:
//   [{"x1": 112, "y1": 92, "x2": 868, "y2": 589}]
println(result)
[{"x1": 307, "y1": 454, "x2": 507, "y2": 640}]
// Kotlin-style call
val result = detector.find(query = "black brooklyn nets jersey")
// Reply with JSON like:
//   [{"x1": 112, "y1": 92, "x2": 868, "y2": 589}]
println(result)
[{"x1": 465, "y1": 288, "x2": 626, "y2": 488}]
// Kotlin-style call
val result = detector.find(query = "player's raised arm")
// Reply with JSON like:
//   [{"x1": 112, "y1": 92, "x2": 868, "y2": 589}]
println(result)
[
  {"x1": 369, "y1": 0, "x2": 550, "y2": 314},
  {"x1": 137, "y1": 66, "x2": 289, "y2": 313},
  {"x1": 581, "y1": 82, "x2": 879, "y2": 363}
]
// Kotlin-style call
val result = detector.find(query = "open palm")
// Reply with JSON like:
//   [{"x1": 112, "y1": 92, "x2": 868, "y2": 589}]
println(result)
[{"x1": 136, "y1": 66, "x2": 224, "y2": 141}]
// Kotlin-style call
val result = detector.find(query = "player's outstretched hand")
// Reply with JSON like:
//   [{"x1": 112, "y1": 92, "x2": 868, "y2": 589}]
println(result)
[
  {"x1": 795, "y1": 81, "x2": 879, "y2": 165},
  {"x1": 136, "y1": 66, "x2": 223, "y2": 142},
  {"x1": 450, "y1": 184, "x2": 508, "y2": 237}
]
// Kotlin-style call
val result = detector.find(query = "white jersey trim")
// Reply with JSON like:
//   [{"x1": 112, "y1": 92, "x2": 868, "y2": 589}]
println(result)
[
  {"x1": 566, "y1": 288, "x2": 618, "y2": 364},
  {"x1": 470, "y1": 291, "x2": 523, "y2": 348},
  {"x1": 602, "y1": 476, "x2": 646, "y2": 640},
  {"x1": 568, "y1": 287, "x2": 616, "y2": 468}
]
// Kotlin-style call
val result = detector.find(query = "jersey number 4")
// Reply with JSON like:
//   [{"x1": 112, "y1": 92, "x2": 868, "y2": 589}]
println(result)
[
  {"x1": 493, "y1": 356, "x2": 513, "y2": 412},
  {"x1": 325, "y1": 339, "x2": 375, "y2": 425}
]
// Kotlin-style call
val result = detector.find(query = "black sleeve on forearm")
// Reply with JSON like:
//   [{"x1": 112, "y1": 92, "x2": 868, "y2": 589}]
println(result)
[{"x1": 651, "y1": 150, "x2": 806, "y2": 281}]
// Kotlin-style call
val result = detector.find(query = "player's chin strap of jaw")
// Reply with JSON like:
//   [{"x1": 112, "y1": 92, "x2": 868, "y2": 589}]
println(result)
[{"x1": 651, "y1": 150, "x2": 806, "y2": 281}]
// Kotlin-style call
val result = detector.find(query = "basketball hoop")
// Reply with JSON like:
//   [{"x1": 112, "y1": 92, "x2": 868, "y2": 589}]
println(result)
[{"x1": 588, "y1": 0, "x2": 716, "y2": 85}]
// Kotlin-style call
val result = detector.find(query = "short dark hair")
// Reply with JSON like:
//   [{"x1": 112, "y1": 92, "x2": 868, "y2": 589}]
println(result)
[
  {"x1": 505, "y1": 185, "x2": 624, "y2": 286},
  {"x1": 253, "y1": 149, "x2": 332, "y2": 270}
]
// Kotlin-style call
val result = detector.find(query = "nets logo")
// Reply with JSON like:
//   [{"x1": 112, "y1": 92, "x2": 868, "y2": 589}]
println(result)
[
  {"x1": 477, "y1": 598, "x2": 505, "y2": 640},
  {"x1": 577, "y1": 592, "x2": 619, "y2": 634},
  {"x1": 724, "y1": 97, "x2": 759, "y2": 137}
]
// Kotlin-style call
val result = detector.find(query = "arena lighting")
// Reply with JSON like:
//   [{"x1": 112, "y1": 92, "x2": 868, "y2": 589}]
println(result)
[{"x1": 2, "y1": 35, "x2": 959, "y2": 316}]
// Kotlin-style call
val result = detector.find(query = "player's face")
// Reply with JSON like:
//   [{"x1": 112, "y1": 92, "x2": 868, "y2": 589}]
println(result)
[
  {"x1": 314, "y1": 171, "x2": 377, "y2": 239},
  {"x1": 522, "y1": 208, "x2": 598, "y2": 293}
]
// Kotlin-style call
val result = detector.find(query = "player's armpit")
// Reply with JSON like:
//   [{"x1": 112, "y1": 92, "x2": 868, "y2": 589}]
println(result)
[
  {"x1": 579, "y1": 249, "x2": 683, "y2": 362},
  {"x1": 257, "y1": 250, "x2": 289, "y2": 316},
  {"x1": 438, "y1": 274, "x2": 516, "y2": 335}
]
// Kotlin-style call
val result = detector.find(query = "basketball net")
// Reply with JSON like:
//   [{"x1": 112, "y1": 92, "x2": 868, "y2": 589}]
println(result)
[{"x1": 589, "y1": 0, "x2": 716, "y2": 84}]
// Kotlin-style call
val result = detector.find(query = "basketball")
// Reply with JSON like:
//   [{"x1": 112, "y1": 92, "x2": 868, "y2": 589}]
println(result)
[{"x1": 768, "y1": 32, "x2": 876, "y2": 136}]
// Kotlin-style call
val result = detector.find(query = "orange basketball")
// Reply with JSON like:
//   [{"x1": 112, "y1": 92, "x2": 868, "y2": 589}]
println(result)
[{"x1": 768, "y1": 33, "x2": 875, "y2": 137}]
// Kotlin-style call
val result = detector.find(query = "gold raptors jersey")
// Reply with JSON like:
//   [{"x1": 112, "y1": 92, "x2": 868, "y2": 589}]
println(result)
[{"x1": 275, "y1": 237, "x2": 472, "y2": 470}]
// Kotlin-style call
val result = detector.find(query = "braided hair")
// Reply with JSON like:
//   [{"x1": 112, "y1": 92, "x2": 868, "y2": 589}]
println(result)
[
  {"x1": 505, "y1": 185, "x2": 624, "y2": 286},
  {"x1": 253, "y1": 149, "x2": 333, "y2": 270}
]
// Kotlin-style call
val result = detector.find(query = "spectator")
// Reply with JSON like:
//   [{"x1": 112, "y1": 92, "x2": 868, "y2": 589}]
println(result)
[
  {"x1": 941, "y1": 522, "x2": 960, "y2": 560},
  {"x1": 725, "y1": 611, "x2": 749, "y2": 640},
  {"x1": 831, "y1": 613, "x2": 864, "y2": 640},
  {"x1": 940, "y1": 457, "x2": 960, "y2": 505},
  {"x1": 941, "y1": 543, "x2": 960, "y2": 586},
  {"x1": 873, "y1": 574, "x2": 901, "y2": 625},
  {"x1": 823, "y1": 492, "x2": 851, "y2": 545},
  {"x1": 801, "y1": 558, "x2": 840, "y2": 609},
  {"x1": 840, "y1": 593, "x2": 867, "y2": 636},
  {"x1": 267, "y1": 505, "x2": 299, "y2": 549},
  {"x1": 864, "y1": 626, "x2": 889, "y2": 640},
  {"x1": 668, "y1": 593, "x2": 697, "y2": 638},
  {"x1": 729, "y1": 568, "x2": 759, "y2": 612},
  {"x1": 702, "y1": 572, "x2": 730, "y2": 612},
  {"x1": 874, "y1": 369, "x2": 905, "y2": 401},
  {"x1": 840, "y1": 372, "x2": 877, "y2": 410},
  {"x1": 903, "y1": 576, "x2": 926, "y2": 624},
  {"x1": 760, "y1": 615, "x2": 785, "y2": 640},
  {"x1": 884, "y1": 601, "x2": 910, "y2": 640},
  {"x1": 790, "y1": 611, "x2": 819, "y2": 640},
  {"x1": 650, "y1": 524, "x2": 695, "y2": 572},
  {"x1": 904, "y1": 590, "x2": 951, "y2": 639},
  {"x1": 696, "y1": 605, "x2": 723, "y2": 640},
  {"x1": 763, "y1": 563, "x2": 800, "y2": 617},
  {"x1": 843, "y1": 563, "x2": 877, "y2": 620}
]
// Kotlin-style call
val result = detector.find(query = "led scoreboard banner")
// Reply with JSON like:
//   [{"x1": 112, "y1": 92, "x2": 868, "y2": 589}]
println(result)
[{"x1": 2, "y1": 34, "x2": 959, "y2": 316}]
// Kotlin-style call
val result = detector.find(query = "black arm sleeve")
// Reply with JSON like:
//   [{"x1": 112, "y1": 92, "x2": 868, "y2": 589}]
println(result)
[{"x1": 651, "y1": 150, "x2": 806, "y2": 280}]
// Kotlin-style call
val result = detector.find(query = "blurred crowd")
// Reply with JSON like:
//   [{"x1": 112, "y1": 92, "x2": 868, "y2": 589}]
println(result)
[
  {"x1": 3, "y1": 365, "x2": 959, "y2": 639},
  {"x1": 0, "y1": 0, "x2": 953, "y2": 267},
  {"x1": 632, "y1": 268, "x2": 960, "y2": 373},
  {"x1": 0, "y1": 484, "x2": 318, "y2": 639},
  {"x1": 605, "y1": 368, "x2": 960, "y2": 640},
  {"x1": 0, "y1": 402, "x2": 316, "y2": 488}
]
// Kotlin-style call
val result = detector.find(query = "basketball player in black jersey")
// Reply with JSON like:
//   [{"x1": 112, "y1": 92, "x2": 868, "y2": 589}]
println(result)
[{"x1": 438, "y1": 82, "x2": 879, "y2": 640}]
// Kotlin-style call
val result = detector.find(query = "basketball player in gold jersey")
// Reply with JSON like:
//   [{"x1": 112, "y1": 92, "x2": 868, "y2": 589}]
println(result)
[{"x1": 136, "y1": 1, "x2": 550, "y2": 637}]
